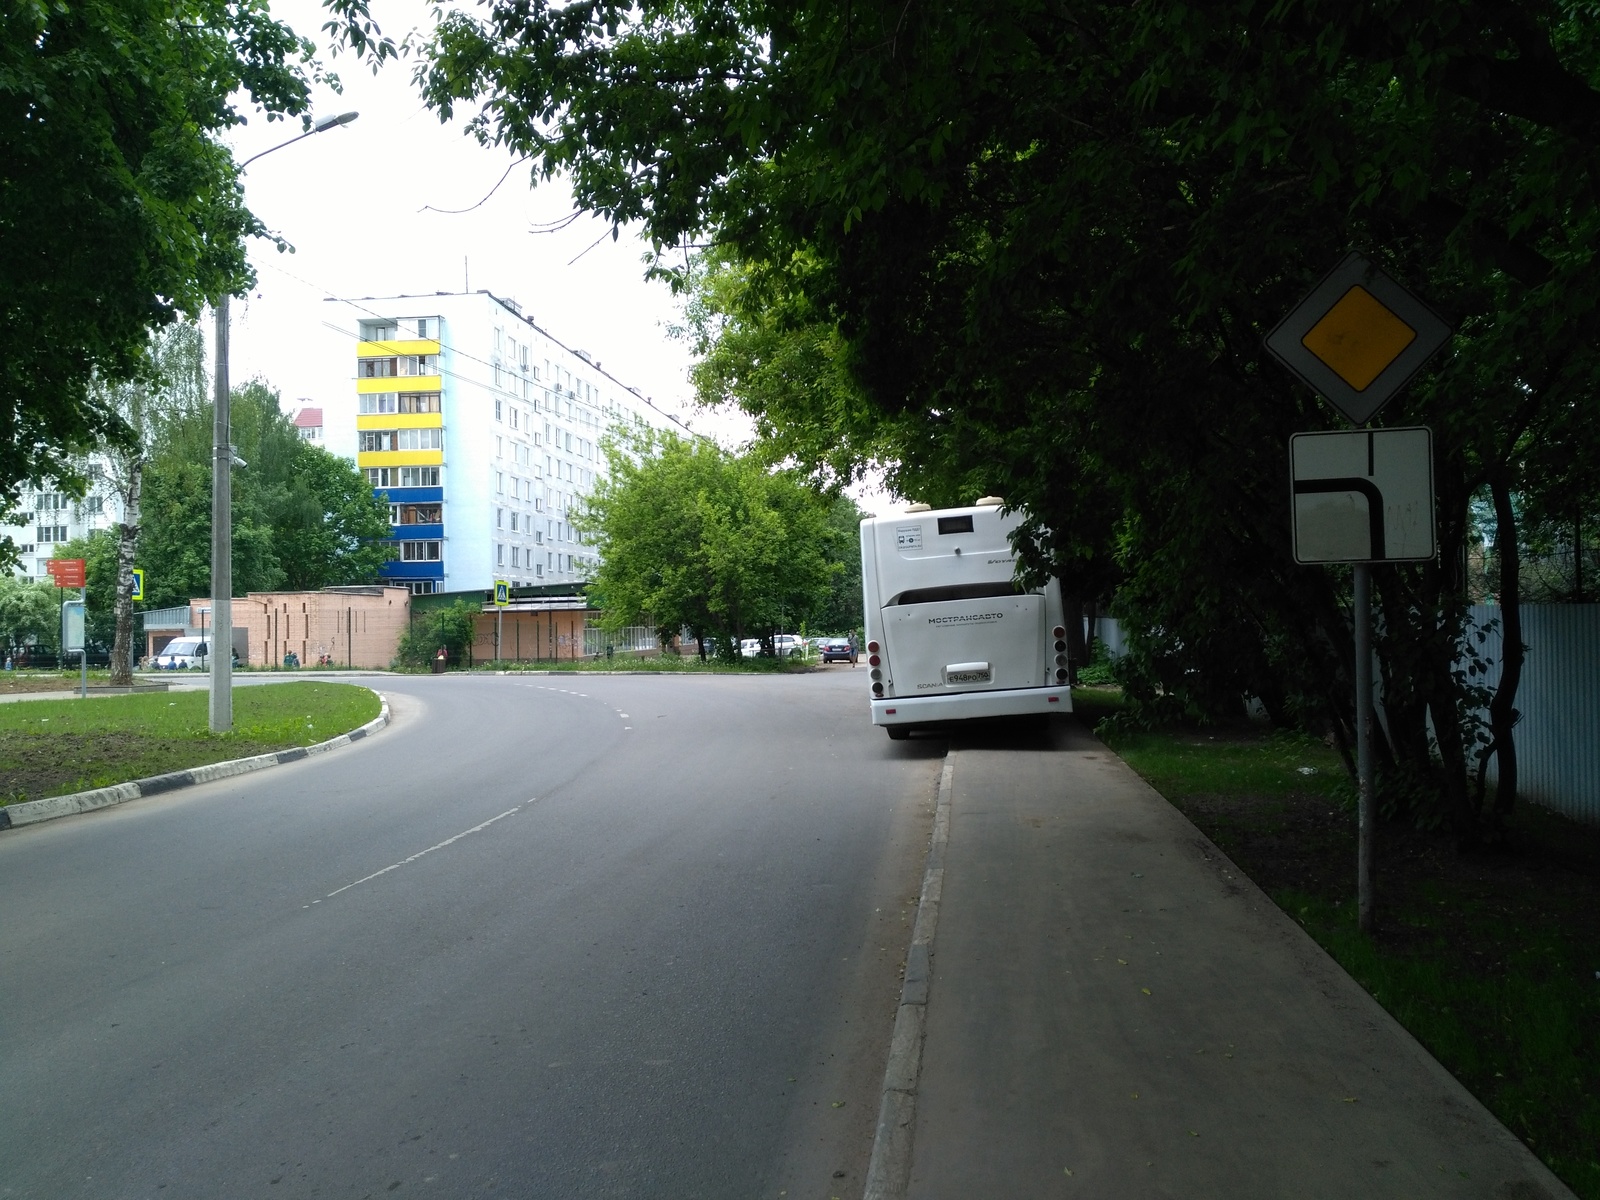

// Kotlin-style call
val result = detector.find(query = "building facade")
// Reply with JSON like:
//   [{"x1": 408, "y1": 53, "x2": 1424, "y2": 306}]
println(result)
[
  {"x1": 3, "y1": 457, "x2": 124, "y2": 579},
  {"x1": 327, "y1": 291, "x2": 683, "y2": 595}
]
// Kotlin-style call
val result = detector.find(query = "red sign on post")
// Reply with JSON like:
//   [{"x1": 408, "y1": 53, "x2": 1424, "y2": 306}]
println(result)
[{"x1": 46, "y1": 558, "x2": 86, "y2": 588}]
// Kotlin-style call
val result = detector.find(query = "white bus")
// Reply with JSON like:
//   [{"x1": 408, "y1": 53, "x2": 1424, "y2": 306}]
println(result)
[{"x1": 860, "y1": 498, "x2": 1072, "y2": 738}]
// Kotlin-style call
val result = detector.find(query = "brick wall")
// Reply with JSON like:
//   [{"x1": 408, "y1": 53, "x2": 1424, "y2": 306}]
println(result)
[{"x1": 192, "y1": 588, "x2": 412, "y2": 668}]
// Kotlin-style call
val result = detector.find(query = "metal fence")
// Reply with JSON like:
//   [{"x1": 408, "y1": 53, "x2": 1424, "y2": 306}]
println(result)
[
  {"x1": 582, "y1": 625, "x2": 658, "y2": 657},
  {"x1": 1465, "y1": 604, "x2": 1600, "y2": 826}
]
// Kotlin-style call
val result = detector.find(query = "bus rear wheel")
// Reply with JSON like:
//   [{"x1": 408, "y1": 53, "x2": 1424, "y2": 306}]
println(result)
[{"x1": 886, "y1": 726, "x2": 911, "y2": 741}]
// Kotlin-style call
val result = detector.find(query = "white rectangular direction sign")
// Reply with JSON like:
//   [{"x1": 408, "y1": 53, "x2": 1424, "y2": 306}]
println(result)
[{"x1": 1290, "y1": 427, "x2": 1435, "y2": 564}]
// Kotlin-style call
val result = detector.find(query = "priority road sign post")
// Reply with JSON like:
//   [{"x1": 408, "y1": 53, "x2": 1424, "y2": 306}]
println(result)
[{"x1": 1267, "y1": 252, "x2": 1452, "y2": 936}]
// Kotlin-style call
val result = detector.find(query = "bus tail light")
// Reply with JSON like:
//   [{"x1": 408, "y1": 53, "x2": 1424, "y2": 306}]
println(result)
[
  {"x1": 1052, "y1": 626, "x2": 1065, "y2": 639},
  {"x1": 1056, "y1": 668, "x2": 1069, "y2": 682},
  {"x1": 1055, "y1": 653, "x2": 1068, "y2": 667},
  {"x1": 867, "y1": 640, "x2": 880, "y2": 653},
  {"x1": 1054, "y1": 639, "x2": 1067, "y2": 653},
  {"x1": 868, "y1": 654, "x2": 881, "y2": 667}
]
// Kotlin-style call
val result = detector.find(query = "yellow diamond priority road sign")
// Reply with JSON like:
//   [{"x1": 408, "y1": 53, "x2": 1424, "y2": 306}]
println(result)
[{"x1": 1266, "y1": 252, "x2": 1451, "y2": 426}]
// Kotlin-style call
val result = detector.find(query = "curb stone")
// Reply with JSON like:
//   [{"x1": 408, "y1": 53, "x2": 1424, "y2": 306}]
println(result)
[
  {"x1": 0, "y1": 694, "x2": 390, "y2": 832},
  {"x1": 863, "y1": 750, "x2": 954, "y2": 1200}
]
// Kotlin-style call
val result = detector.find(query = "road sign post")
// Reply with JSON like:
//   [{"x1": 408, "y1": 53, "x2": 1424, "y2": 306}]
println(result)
[
  {"x1": 1268, "y1": 253, "x2": 1452, "y2": 935},
  {"x1": 493, "y1": 580, "x2": 509, "y2": 662}
]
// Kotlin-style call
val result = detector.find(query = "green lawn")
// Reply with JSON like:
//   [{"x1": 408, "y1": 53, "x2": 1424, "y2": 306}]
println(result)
[
  {"x1": 0, "y1": 682, "x2": 382, "y2": 806},
  {"x1": 1074, "y1": 684, "x2": 1600, "y2": 1199}
]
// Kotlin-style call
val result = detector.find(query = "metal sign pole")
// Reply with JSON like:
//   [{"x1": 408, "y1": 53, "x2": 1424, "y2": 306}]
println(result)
[
  {"x1": 79, "y1": 586, "x2": 88, "y2": 698},
  {"x1": 1353, "y1": 562, "x2": 1375, "y2": 933}
]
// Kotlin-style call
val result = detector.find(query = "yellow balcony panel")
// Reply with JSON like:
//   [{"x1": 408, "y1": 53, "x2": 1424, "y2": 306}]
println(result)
[
  {"x1": 357, "y1": 375, "x2": 443, "y2": 394},
  {"x1": 358, "y1": 450, "x2": 445, "y2": 468},
  {"x1": 356, "y1": 339, "x2": 441, "y2": 357},
  {"x1": 357, "y1": 412, "x2": 445, "y2": 431}
]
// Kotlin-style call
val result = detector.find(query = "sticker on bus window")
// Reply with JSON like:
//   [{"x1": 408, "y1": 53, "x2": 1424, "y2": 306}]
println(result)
[{"x1": 896, "y1": 525, "x2": 923, "y2": 549}]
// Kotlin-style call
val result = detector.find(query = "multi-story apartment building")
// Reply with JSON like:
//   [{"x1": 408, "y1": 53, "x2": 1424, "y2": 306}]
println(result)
[
  {"x1": 327, "y1": 291, "x2": 684, "y2": 595},
  {"x1": 3, "y1": 459, "x2": 123, "y2": 578}
]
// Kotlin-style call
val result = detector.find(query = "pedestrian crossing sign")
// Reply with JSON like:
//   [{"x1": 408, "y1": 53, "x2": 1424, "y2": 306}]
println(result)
[{"x1": 494, "y1": 580, "x2": 509, "y2": 606}]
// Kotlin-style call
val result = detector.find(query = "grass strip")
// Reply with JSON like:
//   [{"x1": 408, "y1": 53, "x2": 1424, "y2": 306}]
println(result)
[
  {"x1": 1073, "y1": 686, "x2": 1600, "y2": 1199},
  {"x1": 0, "y1": 682, "x2": 381, "y2": 806}
]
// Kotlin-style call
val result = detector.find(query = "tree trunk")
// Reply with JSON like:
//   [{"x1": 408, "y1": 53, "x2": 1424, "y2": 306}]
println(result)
[
  {"x1": 1487, "y1": 471, "x2": 1523, "y2": 822},
  {"x1": 110, "y1": 460, "x2": 142, "y2": 686}
]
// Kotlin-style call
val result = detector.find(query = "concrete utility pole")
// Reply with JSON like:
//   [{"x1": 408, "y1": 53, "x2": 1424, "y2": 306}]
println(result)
[
  {"x1": 210, "y1": 298, "x2": 232, "y2": 731},
  {"x1": 210, "y1": 111, "x2": 358, "y2": 733}
]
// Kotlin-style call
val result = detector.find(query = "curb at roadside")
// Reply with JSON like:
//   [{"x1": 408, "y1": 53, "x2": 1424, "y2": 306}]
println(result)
[
  {"x1": 863, "y1": 750, "x2": 954, "y2": 1200},
  {"x1": 0, "y1": 694, "x2": 390, "y2": 833}
]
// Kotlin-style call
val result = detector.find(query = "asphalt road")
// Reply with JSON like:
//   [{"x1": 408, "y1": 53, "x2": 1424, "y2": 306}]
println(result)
[{"x1": 0, "y1": 668, "x2": 940, "y2": 1199}]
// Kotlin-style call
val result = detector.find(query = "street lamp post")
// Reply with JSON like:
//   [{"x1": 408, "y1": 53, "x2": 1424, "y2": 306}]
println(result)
[{"x1": 210, "y1": 111, "x2": 357, "y2": 733}]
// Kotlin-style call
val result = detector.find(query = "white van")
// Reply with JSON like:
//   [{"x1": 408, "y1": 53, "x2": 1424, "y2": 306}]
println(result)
[
  {"x1": 152, "y1": 637, "x2": 209, "y2": 670},
  {"x1": 860, "y1": 498, "x2": 1071, "y2": 737}
]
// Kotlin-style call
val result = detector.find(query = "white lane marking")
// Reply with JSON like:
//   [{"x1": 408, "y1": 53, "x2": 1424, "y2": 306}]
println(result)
[
  {"x1": 316, "y1": 805, "x2": 526, "y2": 903},
  {"x1": 619, "y1": 713, "x2": 629, "y2": 719}
]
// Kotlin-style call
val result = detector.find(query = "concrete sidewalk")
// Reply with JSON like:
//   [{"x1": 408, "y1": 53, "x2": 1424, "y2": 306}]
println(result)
[{"x1": 895, "y1": 718, "x2": 1572, "y2": 1199}]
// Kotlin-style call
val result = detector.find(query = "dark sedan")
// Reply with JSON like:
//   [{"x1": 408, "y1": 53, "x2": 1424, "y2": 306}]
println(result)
[{"x1": 819, "y1": 637, "x2": 857, "y2": 664}]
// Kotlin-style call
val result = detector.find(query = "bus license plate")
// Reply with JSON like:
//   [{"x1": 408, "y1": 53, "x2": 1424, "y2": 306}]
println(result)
[{"x1": 946, "y1": 668, "x2": 992, "y2": 684}]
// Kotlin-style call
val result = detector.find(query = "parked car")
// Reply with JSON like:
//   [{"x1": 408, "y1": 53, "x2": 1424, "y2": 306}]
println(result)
[
  {"x1": 819, "y1": 636, "x2": 858, "y2": 664},
  {"x1": 774, "y1": 634, "x2": 805, "y2": 658},
  {"x1": 152, "y1": 637, "x2": 209, "y2": 669},
  {"x1": 740, "y1": 638, "x2": 761, "y2": 658}
]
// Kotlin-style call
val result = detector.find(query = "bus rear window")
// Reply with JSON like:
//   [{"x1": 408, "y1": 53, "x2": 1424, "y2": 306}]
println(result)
[
  {"x1": 937, "y1": 515, "x2": 975, "y2": 535},
  {"x1": 887, "y1": 581, "x2": 1025, "y2": 606}
]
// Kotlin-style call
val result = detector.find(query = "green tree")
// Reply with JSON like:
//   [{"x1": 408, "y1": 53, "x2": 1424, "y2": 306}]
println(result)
[
  {"x1": 0, "y1": 575, "x2": 61, "y2": 660},
  {"x1": 576, "y1": 428, "x2": 838, "y2": 655},
  {"x1": 137, "y1": 379, "x2": 393, "y2": 606},
  {"x1": 0, "y1": 0, "x2": 328, "y2": 539},
  {"x1": 394, "y1": 600, "x2": 478, "y2": 669}
]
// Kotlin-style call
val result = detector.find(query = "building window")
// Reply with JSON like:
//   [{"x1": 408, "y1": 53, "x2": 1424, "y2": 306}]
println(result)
[
  {"x1": 360, "y1": 430, "x2": 398, "y2": 452},
  {"x1": 360, "y1": 320, "x2": 397, "y2": 341},
  {"x1": 414, "y1": 318, "x2": 432, "y2": 339},
  {"x1": 495, "y1": 472, "x2": 504, "y2": 494},
  {"x1": 400, "y1": 466, "x2": 441, "y2": 487},
  {"x1": 535, "y1": 563, "x2": 544, "y2": 578},
  {"x1": 495, "y1": 399, "x2": 503, "y2": 422},
  {"x1": 399, "y1": 355, "x2": 438, "y2": 376},
  {"x1": 510, "y1": 512, "x2": 519, "y2": 532},
  {"x1": 359, "y1": 357, "x2": 397, "y2": 378},
  {"x1": 511, "y1": 547, "x2": 521, "y2": 567},
  {"x1": 359, "y1": 393, "x2": 398, "y2": 414},
  {"x1": 398, "y1": 392, "x2": 440, "y2": 413},
  {"x1": 397, "y1": 428, "x2": 442, "y2": 451},
  {"x1": 496, "y1": 436, "x2": 503, "y2": 459},
  {"x1": 496, "y1": 543, "x2": 505, "y2": 566},
  {"x1": 409, "y1": 579, "x2": 437, "y2": 595},
  {"x1": 400, "y1": 540, "x2": 442, "y2": 562},
  {"x1": 391, "y1": 503, "x2": 442, "y2": 525},
  {"x1": 36, "y1": 525, "x2": 67, "y2": 543},
  {"x1": 496, "y1": 508, "x2": 503, "y2": 529}
]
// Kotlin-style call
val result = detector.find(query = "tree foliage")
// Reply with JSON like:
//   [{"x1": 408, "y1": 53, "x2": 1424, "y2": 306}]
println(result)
[
  {"x1": 394, "y1": 600, "x2": 478, "y2": 669},
  {"x1": 336, "y1": 0, "x2": 1600, "y2": 838},
  {"x1": 0, "y1": 575, "x2": 61, "y2": 659},
  {"x1": 576, "y1": 427, "x2": 842, "y2": 653},
  {"x1": 0, "y1": 0, "x2": 325, "y2": 535}
]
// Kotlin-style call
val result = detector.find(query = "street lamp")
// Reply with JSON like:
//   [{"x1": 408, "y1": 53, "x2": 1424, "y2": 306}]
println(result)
[{"x1": 211, "y1": 111, "x2": 358, "y2": 733}]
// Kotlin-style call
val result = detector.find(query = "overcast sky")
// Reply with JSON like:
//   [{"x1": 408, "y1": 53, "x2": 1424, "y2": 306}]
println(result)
[{"x1": 225, "y1": 0, "x2": 706, "y2": 426}]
